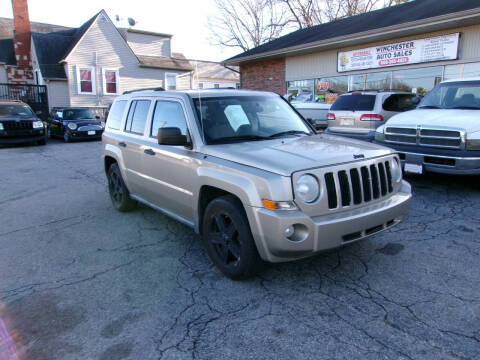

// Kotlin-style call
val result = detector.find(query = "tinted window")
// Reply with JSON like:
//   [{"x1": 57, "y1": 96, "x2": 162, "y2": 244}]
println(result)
[
  {"x1": 125, "y1": 100, "x2": 151, "y2": 134},
  {"x1": 151, "y1": 101, "x2": 187, "y2": 137},
  {"x1": 330, "y1": 95, "x2": 376, "y2": 111},
  {"x1": 63, "y1": 109, "x2": 95, "y2": 120},
  {"x1": 0, "y1": 104, "x2": 34, "y2": 116},
  {"x1": 107, "y1": 100, "x2": 127, "y2": 130},
  {"x1": 383, "y1": 94, "x2": 416, "y2": 112}
]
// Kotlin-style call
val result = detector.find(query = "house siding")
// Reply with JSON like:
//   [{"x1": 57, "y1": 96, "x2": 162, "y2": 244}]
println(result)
[
  {"x1": 126, "y1": 32, "x2": 171, "y2": 57},
  {"x1": 286, "y1": 24, "x2": 480, "y2": 81},
  {"x1": 0, "y1": 65, "x2": 7, "y2": 82},
  {"x1": 65, "y1": 13, "x2": 185, "y2": 108},
  {"x1": 47, "y1": 80, "x2": 70, "y2": 108}
]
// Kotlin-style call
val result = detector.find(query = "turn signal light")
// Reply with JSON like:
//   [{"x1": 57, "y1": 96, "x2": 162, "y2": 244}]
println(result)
[
  {"x1": 262, "y1": 200, "x2": 297, "y2": 211},
  {"x1": 360, "y1": 114, "x2": 384, "y2": 121}
]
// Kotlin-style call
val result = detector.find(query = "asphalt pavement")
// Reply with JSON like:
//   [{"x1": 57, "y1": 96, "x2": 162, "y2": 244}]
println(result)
[{"x1": 0, "y1": 139, "x2": 479, "y2": 360}]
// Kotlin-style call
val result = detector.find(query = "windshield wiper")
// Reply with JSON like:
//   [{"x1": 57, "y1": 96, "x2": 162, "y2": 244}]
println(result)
[
  {"x1": 418, "y1": 105, "x2": 441, "y2": 109},
  {"x1": 209, "y1": 135, "x2": 269, "y2": 144},
  {"x1": 268, "y1": 130, "x2": 310, "y2": 138},
  {"x1": 448, "y1": 106, "x2": 480, "y2": 110}
]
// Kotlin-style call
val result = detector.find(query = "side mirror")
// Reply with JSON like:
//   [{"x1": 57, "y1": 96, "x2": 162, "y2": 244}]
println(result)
[
  {"x1": 411, "y1": 96, "x2": 421, "y2": 105},
  {"x1": 95, "y1": 115, "x2": 100, "y2": 119},
  {"x1": 158, "y1": 127, "x2": 190, "y2": 147}
]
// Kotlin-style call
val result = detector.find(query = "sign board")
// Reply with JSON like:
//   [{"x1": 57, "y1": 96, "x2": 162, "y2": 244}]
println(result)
[{"x1": 338, "y1": 33, "x2": 460, "y2": 72}]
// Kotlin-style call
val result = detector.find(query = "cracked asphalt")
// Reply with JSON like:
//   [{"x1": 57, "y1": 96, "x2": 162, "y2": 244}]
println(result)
[{"x1": 0, "y1": 139, "x2": 479, "y2": 360}]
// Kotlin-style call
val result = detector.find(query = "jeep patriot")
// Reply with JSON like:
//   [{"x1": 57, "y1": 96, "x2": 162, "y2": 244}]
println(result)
[{"x1": 102, "y1": 89, "x2": 412, "y2": 279}]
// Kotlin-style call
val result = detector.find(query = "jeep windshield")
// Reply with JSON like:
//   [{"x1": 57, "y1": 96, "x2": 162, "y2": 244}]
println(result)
[
  {"x1": 418, "y1": 80, "x2": 480, "y2": 110},
  {"x1": 0, "y1": 104, "x2": 34, "y2": 117},
  {"x1": 193, "y1": 96, "x2": 312, "y2": 144}
]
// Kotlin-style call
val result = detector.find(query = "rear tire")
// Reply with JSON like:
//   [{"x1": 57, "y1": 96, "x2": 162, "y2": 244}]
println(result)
[
  {"x1": 107, "y1": 163, "x2": 136, "y2": 212},
  {"x1": 202, "y1": 195, "x2": 264, "y2": 280}
]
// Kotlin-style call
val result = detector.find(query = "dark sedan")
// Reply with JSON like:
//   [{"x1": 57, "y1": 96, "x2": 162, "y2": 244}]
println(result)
[
  {"x1": 0, "y1": 100, "x2": 47, "y2": 146},
  {"x1": 47, "y1": 108, "x2": 105, "y2": 142}
]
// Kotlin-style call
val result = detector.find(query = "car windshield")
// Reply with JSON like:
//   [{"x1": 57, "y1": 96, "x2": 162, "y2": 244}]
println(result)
[
  {"x1": 418, "y1": 81, "x2": 480, "y2": 110},
  {"x1": 62, "y1": 109, "x2": 96, "y2": 120},
  {"x1": 0, "y1": 104, "x2": 34, "y2": 117},
  {"x1": 193, "y1": 96, "x2": 312, "y2": 144},
  {"x1": 330, "y1": 94, "x2": 376, "y2": 111}
]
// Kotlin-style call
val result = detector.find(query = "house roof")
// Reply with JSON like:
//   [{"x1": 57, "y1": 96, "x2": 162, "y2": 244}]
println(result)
[
  {"x1": 137, "y1": 55, "x2": 193, "y2": 71},
  {"x1": 0, "y1": 38, "x2": 16, "y2": 66},
  {"x1": 126, "y1": 28, "x2": 172, "y2": 38},
  {"x1": 225, "y1": 0, "x2": 480, "y2": 65},
  {"x1": 0, "y1": 17, "x2": 71, "y2": 39},
  {"x1": 189, "y1": 60, "x2": 239, "y2": 80}
]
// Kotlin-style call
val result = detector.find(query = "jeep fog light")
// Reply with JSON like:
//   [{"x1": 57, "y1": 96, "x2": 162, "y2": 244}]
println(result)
[
  {"x1": 296, "y1": 174, "x2": 320, "y2": 203},
  {"x1": 391, "y1": 157, "x2": 402, "y2": 183},
  {"x1": 284, "y1": 226, "x2": 294, "y2": 237}
]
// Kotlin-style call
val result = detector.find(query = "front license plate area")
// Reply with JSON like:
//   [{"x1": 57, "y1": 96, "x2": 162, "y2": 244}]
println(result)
[
  {"x1": 88, "y1": 130, "x2": 96, "y2": 135},
  {"x1": 404, "y1": 163, "x2": 423, "y2": 174}
]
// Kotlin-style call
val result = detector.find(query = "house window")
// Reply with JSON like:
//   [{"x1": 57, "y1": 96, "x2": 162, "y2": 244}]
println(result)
[
  {"x1": 165, "y1": 73, "x2": 177, "y2": 90},
  {"x1": 103, "y1": 69, "x2": 119, "y2": 95},
  {"x1": 76, "y1": 66, "x2": 96, "y2": 95}
]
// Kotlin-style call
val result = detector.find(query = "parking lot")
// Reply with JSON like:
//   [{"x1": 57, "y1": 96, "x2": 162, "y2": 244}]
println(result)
[{"x1": 0, "y1": 140, "x2": 479, "y2": 360}]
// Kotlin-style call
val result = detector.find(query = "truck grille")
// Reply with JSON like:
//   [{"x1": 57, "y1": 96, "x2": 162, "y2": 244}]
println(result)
[
  {"x1": 2, "y1": 121, "x2": 33, "y2": 130},
  {"x1": 324, "y1": 160, "x2": 394, "y2": 209},
  {"x1": 385, "y1": 127, "x2": 462, "y2": 149}
]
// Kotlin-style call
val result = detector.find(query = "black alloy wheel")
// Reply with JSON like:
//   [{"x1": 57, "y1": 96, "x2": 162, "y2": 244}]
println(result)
[
  {"x1": 202, "y1": 195, "x2": 264, "y2": 279},
  {"x1": 107, "y1": 163, "x2": 136, "y2": 212}
]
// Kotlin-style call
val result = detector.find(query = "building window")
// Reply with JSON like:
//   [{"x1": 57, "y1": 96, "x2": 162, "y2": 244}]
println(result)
[
  {"x1": 103, "y1": 69, "x2": 119, "y2": 95},
  {"x1": 76, "y1": 66, "x2": 96, "y2": 95},
  {"x1": 198, "y1": 83, "x2": 203, "y2": 89},
  {"x1": 315, "y1": 76, "x2": 348, "y2": 104},
  {"x1": 444, "y1": 62, "x2": 480, "y2": 80},
  {"x1": 236, "y1": 83, "x2": 240, "y2": 89},
  {"x1": 165, "y1": 73, "x2": 177, "y2": 90},
  {"x1": 287, "y1": 79, "x2": 315, "y2": 101},
  {"x1": 392, "y1": 66, "x2": 442, "y2": 96},
  {"x1": 214, "y1": 84, "x2": 220, "y2": 89}
]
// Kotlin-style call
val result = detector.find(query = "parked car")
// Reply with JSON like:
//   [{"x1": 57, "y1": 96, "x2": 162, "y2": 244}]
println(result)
[
  {"x1": 47, "y1": 108, "x2": 105, "y2": 142},
  {"x1": 102, "y1": 89, "x2": 412, "y2": 279},
  {"x1": 0, "y1": 100, "x2": 46, "y2": 145},
  {"x1": 292, "y1": 102, "x2": 331, "y2": 130},
  {"x1": 375, "y1": 78, "x2": 480, "y2": 175},
  {"x1": 325, "y1": 90, "x2": 416, "y2": 141}
]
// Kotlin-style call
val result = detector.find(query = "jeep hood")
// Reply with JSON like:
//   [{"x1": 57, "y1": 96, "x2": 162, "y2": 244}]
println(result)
[
  {"x1": 202, "y1": 134, "x2": 392, "y2": 176},
  {"x1": 386, "y1": 109, "x2": 480, "y2": 133}
]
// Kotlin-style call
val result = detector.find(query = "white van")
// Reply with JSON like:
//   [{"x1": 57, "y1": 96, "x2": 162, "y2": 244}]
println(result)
[{"x1": 375, "y1": 78, "x2": 480, "y2": 175}]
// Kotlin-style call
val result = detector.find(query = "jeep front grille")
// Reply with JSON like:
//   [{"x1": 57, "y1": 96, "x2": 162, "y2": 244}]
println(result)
[
  {"x1": 324, "y1": 160, "x2": 394, "y2": 209},
  {"x1": 385, "y1": 127, "x2": 463, "y2": 149},
  {"x1": 2, "y1": 121, "x2": 33, "y2": 130}
]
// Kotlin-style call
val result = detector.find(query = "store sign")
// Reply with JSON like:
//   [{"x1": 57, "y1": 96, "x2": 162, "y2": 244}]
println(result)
[
  {"x1": 316, "y1": 82, "x2": 329, "y2": 91},
  {"x1": 338, "y1": 33, "x2": 460, "y2": 72}
]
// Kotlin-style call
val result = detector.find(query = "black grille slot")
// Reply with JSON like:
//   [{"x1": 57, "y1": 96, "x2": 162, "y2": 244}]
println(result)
[
  {"x1": 385, "y1": 161, "x2": 393, "y2": 193},
  {"x1": 370, "y1": 165, "x2": 380, "y2": 199},
  {"x1": 378, "y1": 163, "x2": 387, "y2": 196},
  {"x1": 386, "y1": 127, "x2": 416, "y2": 135},
  {"x1": 338, "y1": 170, "x2": 351, "y2": 206},
  {"x1": 360, "y1": 166, "x2": 372, "y2": 202},
  {"x1": 2, "y1": 121, "x2": 33, "y2": 130},
  {"x1": 350, "y1": 169, "x2": 362, "y2": 205},
  {"x1": 324, "y1": 173, "x2": 338, "y2": 209}
]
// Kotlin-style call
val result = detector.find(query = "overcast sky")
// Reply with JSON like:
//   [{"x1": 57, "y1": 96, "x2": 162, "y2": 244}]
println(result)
[{"x1": 0, "y1": 0, "x2": 241, "y2": 62}]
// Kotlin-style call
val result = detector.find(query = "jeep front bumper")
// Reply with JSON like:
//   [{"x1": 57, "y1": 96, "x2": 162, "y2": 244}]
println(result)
[{"x1": 249, "y1": 180, "x2": 411, "y2": 263}]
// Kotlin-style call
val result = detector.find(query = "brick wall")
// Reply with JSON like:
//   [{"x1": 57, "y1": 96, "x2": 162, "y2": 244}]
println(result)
[
  {"x1": 9, "y1": 0, "x2": 34, "y2": 84},
  {"x1": 240, "y1": 58, "x2": 286, "y2": 94}
]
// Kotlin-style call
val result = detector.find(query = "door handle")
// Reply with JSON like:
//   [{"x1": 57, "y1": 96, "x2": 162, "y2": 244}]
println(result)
[
  {"x1": 144, "y1": 148, "x2": 155, "y2": 156},
  {"x1": 118, "y1": 142, "x2": 127, "y2": 148}
]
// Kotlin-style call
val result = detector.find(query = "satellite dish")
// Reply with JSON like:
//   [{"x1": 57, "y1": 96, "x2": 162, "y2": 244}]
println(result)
[
  {"x1": 127, "y1": 17, "x2": 136, "y2": 27},
  {"x1": 115, "y1": 15, "x2": 120, "y2": 22}
]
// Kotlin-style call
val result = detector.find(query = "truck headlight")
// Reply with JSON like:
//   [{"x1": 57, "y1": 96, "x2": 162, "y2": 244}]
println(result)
[
  {"x1": 391, "y1": 157, "x2": 402, "y2": 183},
  {"x1": 375, "y1": 125, "x2": 385, "y2": 142},
  {"x1": 32, "y1": 120, "x2": 44, "y2": 129},
  {"x1": 0, "y1": 122, "x2": 3, "y2": 131},
  {"x1": 466, "y1": 132, "x2": 480, "y2": 150},
  {"x1": 296, "y1": 174, "x2": 320, "y2": 203},
  {"x1": 67, "y1": 123, "x2": 77, "y2": 130}
]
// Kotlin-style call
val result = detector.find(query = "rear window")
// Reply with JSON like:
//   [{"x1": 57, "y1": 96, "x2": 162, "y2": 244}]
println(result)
[
  {"x1": 107, "y1": 100, "x2": 127, "y2": 130},
  {"x1": 330, "y1": 94, "x2": 376, "y2": 111},
  {"x1": 382, "y1": 94, "x2": 416, "y2": 112},
  {"x1": 125, "y1": 100, "x2": 151, "y2": 135}
]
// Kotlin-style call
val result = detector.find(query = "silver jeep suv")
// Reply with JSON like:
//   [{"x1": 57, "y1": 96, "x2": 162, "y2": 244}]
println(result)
[{"x1": 102, "y1": 89, "x2": 412, "y2": 279}]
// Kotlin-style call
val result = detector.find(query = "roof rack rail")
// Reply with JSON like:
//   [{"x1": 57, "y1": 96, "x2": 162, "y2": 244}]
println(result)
[
  {"x1": 347, "y1": 89, "x2": 411, "y2": 93},
  {"x1": 123, "y1": 87, "x2": 165, "y2": 94}
]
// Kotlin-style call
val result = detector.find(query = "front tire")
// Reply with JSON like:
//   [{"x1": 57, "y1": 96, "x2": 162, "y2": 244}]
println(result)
[
  {"x1": 63, "y1": 132, "x2": 71, "y2": 143},
  {"x1": 202, "y1": 195, "x2": 264, "y2": 280},
  {"x1": 37, "y1": 137, "x2": 46, "y2": 146},
  {"x1": 107, "y1": 163, "x2": 136, "y2": 212}
]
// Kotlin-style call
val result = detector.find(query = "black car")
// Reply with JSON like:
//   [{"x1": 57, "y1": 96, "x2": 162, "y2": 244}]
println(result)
[
  {"x1": 47, "y1": 108, "x2": 105, "y2": 142},
  {"x1": 0, "y1": 100, "x2": 47, "y2": 145}
]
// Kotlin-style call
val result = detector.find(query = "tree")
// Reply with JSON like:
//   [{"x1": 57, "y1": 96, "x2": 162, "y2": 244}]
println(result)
[{"x1": 208, "y1": 0, "x2": 289, "y2": 52}]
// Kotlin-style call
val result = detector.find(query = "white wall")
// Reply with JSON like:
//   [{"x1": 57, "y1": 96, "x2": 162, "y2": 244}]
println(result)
[
  {"x1": 126, "y1": 32, "x2": 171, "y2": 57},
  {"x1": 47, "y1": 80, "x2": 70, "y2": 108}
]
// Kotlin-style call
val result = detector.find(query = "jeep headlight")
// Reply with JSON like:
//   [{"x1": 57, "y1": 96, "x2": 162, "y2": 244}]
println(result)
[
  {"x1": 391, "y1": 157, "x2": 402, "y2": 183},
  {"x1": 466, "y1": 132, "x2": 480, "y2": 150},
  {"x1": 67, "y1": 122, "x2": 77, "y2": 130},
  {"x1": 295, "y1": 174, "x2": 320, "y2": 203},
  {"x1": 375, "y1": 125, "x2": 385, "y2": 142},
  {"x1": 0, "y1": 122, "x2": 3, "y2": 131},
  {"x1": 100, "y1": 121, "x2": 106, "y2": 128},
  {"x1": 32, "y1": 120, "x2": 44, "y2": 129}
]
